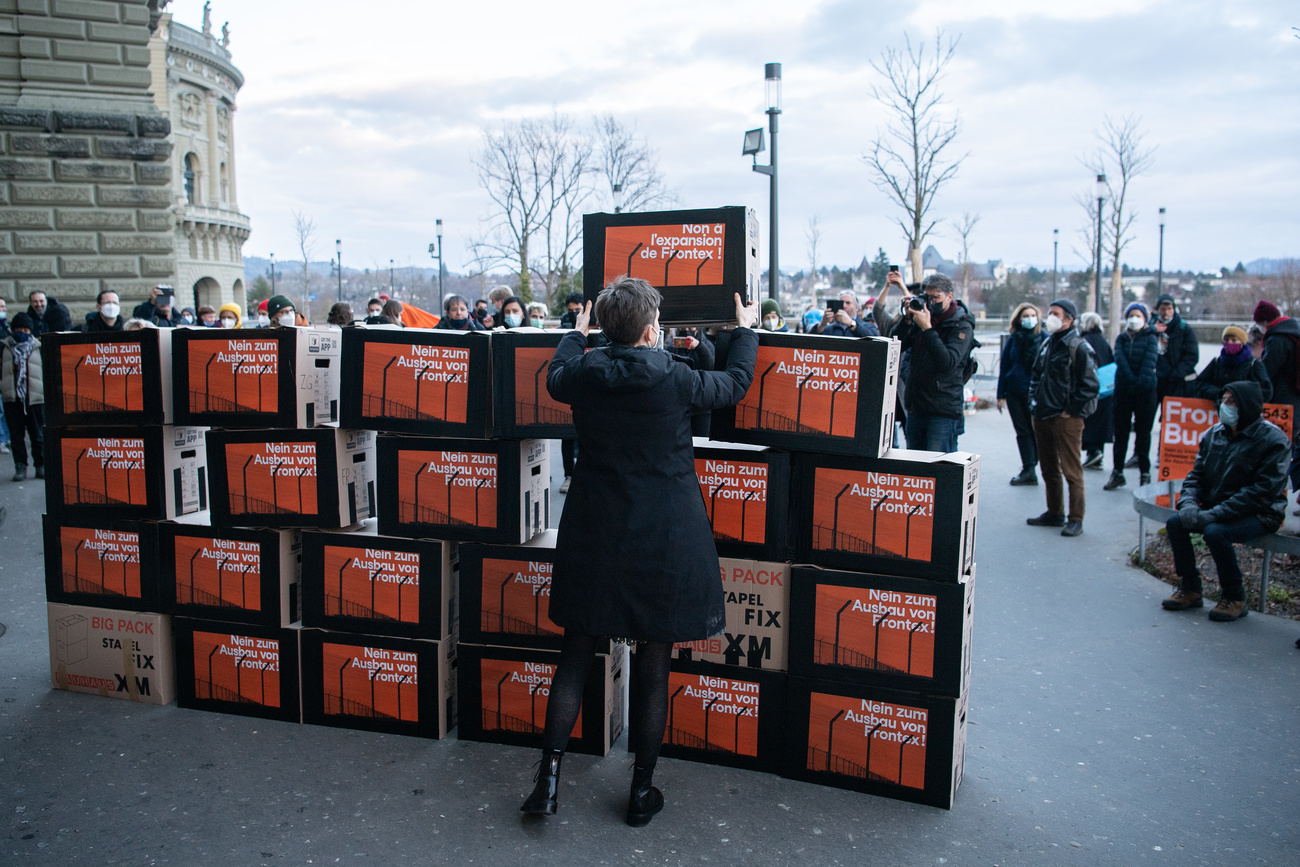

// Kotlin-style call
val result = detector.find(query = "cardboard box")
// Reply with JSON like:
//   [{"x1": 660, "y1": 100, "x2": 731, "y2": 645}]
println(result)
[
  {"x1": 582, "y1": 206, "x2": 760, "y2": 327},
  {"x1": 299, "y1": 629, "x2": 457, "y2": 739},
  {"x1": 41, "y1": 328, "x2": 174, "y2": 427},
  {"x1": 300, "y1": 522, "x2": 458, "y2": 641},
  {"x1": 46, "y1": 425, "x2": 208, "y2": 521},
  {"x1": 338, "y1": 326, "x2": 491, "y2": 437},
  {"x1": 174, "y1": 618, "x2": 302, "y2": 723},
  {"x1": 457, "y1": 642, "x2": 626, "y2": 756},
  {"x1": 489, "y1": 329, "x2": 576, "y2": 439},
  {"x1": 48, "y1": 603, "x2": 175, "y2": 705},
  {"x1": 693, "y1": 439, "x2": 790, "y2": 561},
  {"x1": 171, "y1": 326, "x2": 343, "y2": 429},
  {"x1": 782, "y1": 677, "x2": 967, "y2": 809},
  {"x1": 791, "y1": 449, "x2": 979, "y2": 582},
  {"x1": 630, "y1": 658, "x2": 786, "y2": 774},
  {"x1": 788, "y1": 565, "x2": 974, "y2": 698},
  {"x1": 376, "y1": 436, "x2": 549, "y2": 544},
  {"x1": 206, "y1": 428, "x2": 376, "y2": 529},
  {"x1": 43, "y1": 515, "x2": 158, "y2": 611},
  {"x1": 672, "y1": 558, "x2": 791, "y2": 671},
  {"x1": 711, "y1": 332, "x2": 900, "y2": 458},
  {"x1": 156, "y1": 524, "x2": 300, "y2": 627}
]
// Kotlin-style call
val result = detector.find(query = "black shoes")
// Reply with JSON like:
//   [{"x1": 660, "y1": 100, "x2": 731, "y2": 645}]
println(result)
[
  {"x1": 626, "y1": 765, "x2": 664, "y2": 828},
  {"x1": 1139, "y1": 472, "x2": 1151, "y2": 486},
  {"x1": 1082, "y1": 450, "x2": 1104, "y2": 470},
  {"x1": 34, "y1": 466, "x2": 44, "y2": 480},
  {"x1": 1060, "y1": 520, "x2": 1083, "y2": 537},
  {"x1": 519, "y1": 749, "x2": 563, "y2": 816},
  {"x1": 1103, "y1": 470, "x2": 1126, "y2": 491},
  {"x1": 11, "y1": 465, "x2": 25, "y2": 482},
  {"x1": 1026, "y1": 511, "x2": 1066, "y2": 527},
  {"x1": 1009, "y1": 468, "x2": 1038, "y2": 486}
]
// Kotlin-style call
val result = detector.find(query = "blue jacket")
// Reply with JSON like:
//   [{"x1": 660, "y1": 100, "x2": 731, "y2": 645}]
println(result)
[
  {"x1": 997, "y1": 329, "x2": 1045, "y2": 400},
  {"x1": 1114, "y1": 327, "x2": 1158, "y2": 395}
]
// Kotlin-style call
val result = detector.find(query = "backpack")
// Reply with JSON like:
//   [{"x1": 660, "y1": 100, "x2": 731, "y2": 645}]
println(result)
[{"x1": 962, "y1": 336, "x2": 983, "y2": 383}]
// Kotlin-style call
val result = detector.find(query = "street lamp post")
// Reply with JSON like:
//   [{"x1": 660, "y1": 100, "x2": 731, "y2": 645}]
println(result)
[
  {"x1": 389, "y1": 259, "x2": 394, "y2": 295},
  {"x1": 1052, "y1": 229, "x2": 1059, "y2": 294},
  {"x1": 269, "y1": 253, "x2": 276, "y2": 296},
  {"x1": 744, "y1": 63, "x2": 782, "y2": 301},
  {"x1": 335, "y1": 239, "x2": 342, "y2": 303},
  {"x1": 428, "y1": 219, "x2": 444, "y2": 309},
  {"x1": 1094, "y1": 174, "x2": 1107, "y2": 314},
  {"x1": 1156, "y1": 207, "x2": 1166, "y2": 294},
  {"x1": 613, "y1": 183, "x2": 623, "y2": 213}
]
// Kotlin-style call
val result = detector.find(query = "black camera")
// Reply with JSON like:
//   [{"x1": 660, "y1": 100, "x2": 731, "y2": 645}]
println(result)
[{"x1": 907, "y1": 297, "x2": 925, "y2": 311}]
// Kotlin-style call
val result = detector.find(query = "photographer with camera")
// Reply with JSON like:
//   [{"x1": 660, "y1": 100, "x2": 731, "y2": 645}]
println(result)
[
  {"x1": 891, "y1": 273, "x2": 976, "y2": 452},
  {"x1": 814, "y1": 290, "x2": 879, "y2": 338},
  {"x1": 132, "y1": 285, "x2": 182, "y2": 328}
]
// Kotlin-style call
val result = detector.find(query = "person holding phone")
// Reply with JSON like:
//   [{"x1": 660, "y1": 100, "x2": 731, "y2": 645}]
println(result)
[
  {"x1": 132, "y1": 285, "x2": 181, "y2": 328},
  {"x1": 814, "y1": 290, "x2": 878, "y2": 338}
]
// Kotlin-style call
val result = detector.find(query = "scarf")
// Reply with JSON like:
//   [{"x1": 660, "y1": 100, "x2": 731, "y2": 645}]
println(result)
[
  {"x1": 1219, "y1": 342, "x2": 1252, "y2": 367},
  {"x1": 10, "y1": 336, "x2": 35, "y2": 405}
]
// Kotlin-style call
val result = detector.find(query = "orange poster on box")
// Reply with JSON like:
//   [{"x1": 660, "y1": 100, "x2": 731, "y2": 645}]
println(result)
[
  {"x1": 696, "y1": 457, "x2": 770, "y2": 545},
  {"x1": 320, "y1": 641, "x2": 419, "y2": 723},
  {"x1": 322, "y1": 545, "x2": 421, "y2": 624},
  {"x1": 185, "y1": 336, "x2": 280, "y2": 414},
  {"x1": 477, "y1": 656, "x2": 573, "y2": 738},
  {"x1": 360, "y1": 342, "x2": 469, "y2": 423},
  {"x1": 811, "y1": 584, "x2": 936, "y2": 678},
  {"x1": 603, "y1": 223, "x2": 726, "y2": 287},
  {"x1": 395, "y1": 449, "x2": 498, "y2": 528},
  {"x1": 479, "y1": 556, "x2": 559, "y2": 639},
  {"x1": 59, "y1": 436, "x2": 149, "y2": 507},
  {"x1": 805, "y1": 691, "x2": 928, "y2": 789},
  {"x1": 172, "y1": 536, "x2": 263, "y2": 611},
  {"x1": 223, "y1": 440, "x2": 320, "y2": 517},
  {"x1": 512, "y1": 346, "x2": 573, "y2": 427},
  {"x1": 58, "y1": 526, "x2": 142, "y2": 599},
  {"x1": 735, "y1": 345, "x2": 861, "y2": 439},
  {"x1": 810, "y1": 467, "x2": 935, "y2": 562},
  {"x1": 664, "y1": 671, "x2": 759, "y2": 757},
  {"x1": 60, "y1": 341, "x2": 143, "y2": 414},
  {"x1": 190, "y1": 630, "x2": 282, "y2": 709}
]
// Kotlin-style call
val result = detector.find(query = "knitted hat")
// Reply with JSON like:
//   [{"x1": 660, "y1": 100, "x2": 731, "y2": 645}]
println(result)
[
  {"x1": 1124, "y1": 302, "x2": 1149, "y2": 322},
  {"x1": 218, "y1": 302, "x2": 242, "y2": 327},
  {"x1": 266, "y1": 295, "x2": 294, "y2": 318},
  {"x1": 10, "y1": 312, "x2": 34, "y2": 331},
  {"x1": 1222, "y1": 325, "x2": 1248, "y2": 344},
  {"x1": 1254, "y1": 299, "x2": 1282, "y2": 324},
  {"x1": 258, "y1": 299, "x2": 269, "y2": 313},
  {"x1": 760, "y1": 299, "x2": 781, "y2": 319},
  {"x1": 1049, "y1": 298, "x2": 1078, "y2": 321},
  {"x1": 1156, "y1": 294, "x2": 1176, "y2": 309}
]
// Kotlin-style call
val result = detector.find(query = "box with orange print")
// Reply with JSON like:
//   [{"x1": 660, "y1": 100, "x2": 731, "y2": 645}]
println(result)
[
  {"x1": 156, "y1": 522, "x2": 301, "y2": 628},
  {"x1": 171, "y1": 327, "x2": 343, "y2": 429},
  {"x1": 300, "y1": 522, "x2": 458, "y2": 641},
  {"x1": 300, "y1": 629, "x2": 457, "y2": 739},
  {"x1": 671, "y1": 557, "x2": 790, "y2": 671},
  {"x1": 782, "y1": 677, "x2": 967, "y2": 809},
  {"x1": 710, "y1": 331, "x2": 900, "y2": 458},
  {"x1": 581, "y1": 206, "x2": 760, "y2": 328},
  {"x1": 489, "y1": 330, "x2": 576, "y2": 440},
  {"x1": 174, "y1": 618, "x2": 302, "y2": 723},
  {"x1": 629, "y1": 657, "x2": 787, "y2": 774},
  {"x1": 48, "y1": 602, "x2": 175, "y2": 706},
  {"x1": 376, "y1": 436, "x2": 549, "y2": 544},
  {"x1": 791, "y1": 449, "x2": 979, "y2": 583},
  {"x1": 693, "y1": 439, "x2": 790, "y2": 561},
  {"x1": 456, "y1": 642, "x2": 626, "y2": 756},
  {"x1": 42, "y1": 329, "x2": 175, "y2": 427},
  {"x1": 43, "y1": 515, "x2": 159, "y2": 612},
  {"x1": 45, "y1": 425, "x2": 209, "y2": 522},
  {"x1": 205, "y1": 428, "x2": 376, "y2": 530},
  {"x1": 788, "y1": 565, "x2": 974, "y2": 698},
  {"x1": 339, "y1": 326, "x2": 491, "y2": 437}
]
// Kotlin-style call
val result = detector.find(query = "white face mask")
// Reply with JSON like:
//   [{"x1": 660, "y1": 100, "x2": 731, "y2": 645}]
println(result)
[
  {"x1": 1020, "y1": 315, "x2": 1037, "y2": 330},
  {"x1": 182, "y1": 314, "x2": 195, "y2": 325},
  {"x1": 277, "y1": 311, "x2": 296, "y2": 327},
  {"x1": 257, "y1": 314, "x2": 270, "y2": 327},
  {"x1": 0, "y1": 311, "x2": 5, "y2": 321},
  {"x1": 1127, "y1": 316, "x2": 1145, "y2": 331},
  {"x1": 220, "y1": 317, "x2": 237, "y2": 329},
  {"x1": 100, "y1": 303, "x2": 120, "y2": 320},
  {"x1": 1044, "y1": 314, "x2": 1064, "y2": 334},
  {"x1": 763, "y1": 317, "x2": 780, "y2": 331}
]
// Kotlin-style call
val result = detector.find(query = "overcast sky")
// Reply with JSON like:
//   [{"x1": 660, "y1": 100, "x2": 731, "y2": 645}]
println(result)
[{"x1": 172, "y1": 0, "x2": 1299, "y2": 277}]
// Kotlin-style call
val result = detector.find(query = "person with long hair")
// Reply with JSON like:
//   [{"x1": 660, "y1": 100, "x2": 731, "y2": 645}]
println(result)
[{"x1": 998, "y1": 302, "x2": 1045, "y2": 485}]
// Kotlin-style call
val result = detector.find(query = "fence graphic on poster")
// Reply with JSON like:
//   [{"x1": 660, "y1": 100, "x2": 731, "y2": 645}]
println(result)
[
  {"x1": 485, "y1": 681, "x2": 545, "y2": 734},
  {"x1": 324, "y1": 659, "x2": 406, "y2": 719},
  {"x1": 813, "y1": 500, "x2": 926, "y2": 559},
  {"x1": 196, "y1": 650, "x2": 274, "y2": 705},
  {"x1": 194, "y1": 354, "x2": 275, "y2": 413},
  {"x1": 736, "y1": 363, "x2": 852, "y2": 436},
  {"x1": 401, "y1": 462, "x2": 490, "y2": 527},
  {"x1": 176, "y1": 553, "x2": 254, "y2": 609},
  {"x1": 811, "y1": 637, "x2": 908, "y2": 674},
  {"x1": 365, "y1": 371, "x2": 461, "y2": 421},
  {"x1": 809, "y1": 720, "x2": 912, "y2": 783},
  {"x1": 63, "y1": 540, "x2": 132, "y2": 596},
  {"x1": 67, "y1": 352, "x2": 142, "y2": 413},
  {"x1": 514, "y1": 400, "x2": 570, "y2": 425},
  {"x1": 66, "y1": 450, "x2": 141, "y2": 506},
  {"x1": 324, "y1": 565, "x2": 413, "y2": 621}
]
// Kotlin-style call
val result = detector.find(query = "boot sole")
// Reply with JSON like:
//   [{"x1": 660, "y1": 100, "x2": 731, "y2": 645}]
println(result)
[
  {"x1": 1208, "y1": 608, "x2": 1248, "y2": 622},
  {"x1": 1162, "y1": 599, "x2": 1203, "y2": 610},
  {"x1": 626, "y1": 804, "x2": 663, "y2": 827},
  {"x1": 520, "y1": 800, "x2": 557, "y2": 816}
]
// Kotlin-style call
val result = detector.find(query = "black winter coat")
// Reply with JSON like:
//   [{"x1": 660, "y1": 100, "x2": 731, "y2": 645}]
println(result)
[
  {"x1": 1155, "y1": 313, "x2": 1199, "y2": 392},
  {"x1": 997, "y1": 328, "x2": 1045, "y2": 400},
  {"x1": 895, "y1": 300, "x2": 976, "y2": 419},
  {"x1": 27, "y1": 297, "x2": 71, "y2": 335},
  {"x1": 1191, "y1": 352, "x2": 1272, "y2": 402},
  {"x1": 1029, "y1": 327, "x2": 1099, "y2": 420},
  {"x1": 1261, "y1": 317, "x2": 1300, "y2": 415},
  {"x1": 1180, "y1": 382, "x2": 1289, "y2": 532},
  {"x1": 546, "y1": 328, "x2": 759, "y2": 642},
  {"x1": 1113, "y1": 327, "x2": 1158, "y2": 394},
  {"x1": 83, "y1": 311, "x2": 124, "y2": 332}
]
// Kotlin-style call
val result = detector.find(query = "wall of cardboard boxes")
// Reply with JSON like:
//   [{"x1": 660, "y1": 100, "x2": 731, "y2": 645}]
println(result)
[{"x1": 40, "y1": 318, "x2": 978, "y2": 809}]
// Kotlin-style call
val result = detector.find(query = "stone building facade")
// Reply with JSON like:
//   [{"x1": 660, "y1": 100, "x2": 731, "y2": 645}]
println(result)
[{"x1": 0, "y1": 0, "x2": 177, "y2": 322}]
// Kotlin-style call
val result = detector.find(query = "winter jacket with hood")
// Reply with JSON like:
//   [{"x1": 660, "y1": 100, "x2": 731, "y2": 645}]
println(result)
[
  {"x1": 1261, "y1": 316, "x2": 1300, "y2": 414},
  {"x1": 1153, "y1": 296, "x2": 1199, "y2": 391},
  {"x1": 545, "y1": 327, "x2": 758, "y2": 642},
  {"x1": 1179, "y1": 381, "x2": 1289, "y2": 533},
  {"x1": 1113, "y1": 326, "x2": 1158, "y2": 394},
  {"x1": 26, "y1": 297, "x2": 71, "y2": 335},
  {"x1": 894, "y1": 298, "x2": 977, "y2": 419},
  {"x1": 1191, "y1": 348, "x2": 1272, "y2": 402},
  {"x1": 1029, "y1": 324, "x2": 1099, "y2": 420}
]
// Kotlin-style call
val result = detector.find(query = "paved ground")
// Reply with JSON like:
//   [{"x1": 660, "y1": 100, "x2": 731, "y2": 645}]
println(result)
[{"x1": 2, "y1": 410, "x2": 1298, "y2": 865}]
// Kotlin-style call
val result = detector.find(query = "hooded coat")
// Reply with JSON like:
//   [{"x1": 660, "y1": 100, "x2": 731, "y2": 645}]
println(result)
[
  {"x1": 894, "y1": 299, "x2": 977, "y2": 418},
  {"x1": 545, "y1": 328, "x2": 759, "y2": 642},
  {"x1": 26, "y1": 297, "x2": 71, "y2": 335},
  {"x1": 1179, "y1": 381, "x2": 1289, "y2": 533},
  {"x1": 1191, "y1": 348, "x2": 1272, "y2": 402},
  {"x1": 1261, "y1": 316, "x2": 1300, "y2": 415}
]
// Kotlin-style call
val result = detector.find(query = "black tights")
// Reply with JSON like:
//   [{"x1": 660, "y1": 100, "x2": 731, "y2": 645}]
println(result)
[{"x1": 541, "y1": 631, "x2": 672, "y2": 771}]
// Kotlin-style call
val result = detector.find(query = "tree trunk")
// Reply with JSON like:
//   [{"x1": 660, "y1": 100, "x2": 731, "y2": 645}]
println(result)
[
  {"x1": 1107, "y1": 265, "x2": 1124, "y2": 340},
  {"x1": 1085, "y1": 270, "x2": 1097, "y2": 319},
  {"x1": 518, "y1": 237, "x2": 531, "y2": 302},
  {"x1": 909, "y1": 245, "x2": 923, "y2": 286}
]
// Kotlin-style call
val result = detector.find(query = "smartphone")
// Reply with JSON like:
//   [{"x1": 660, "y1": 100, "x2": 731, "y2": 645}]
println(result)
[
  {"x1": 888, "y1": 264, "x2": 899, "y2": 273},
  {"x1": 672, "y1": 336, "x2": 692, "y2": 349},
  {"x1": 826, "y1": 299, "x2": 845, "y2": 313}
]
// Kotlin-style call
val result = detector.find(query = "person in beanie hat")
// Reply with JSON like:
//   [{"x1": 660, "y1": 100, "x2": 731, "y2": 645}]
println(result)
[
  {"x1": 266, "y1": 295, "x2": 297, "y2": 328},
  {"x1": 217, "y1": 303, "x2": 242, "y2": 329},
  {"x1": 1, "y1": 312, "x2": 45, "y2": 480},
  {"x1": 1026, "y1": 299, "x2": 1098, "y2": 536},
  {"x1": 759, "y1": 298, "x2": 788, "y2": 332},
  {"x1": 1106, "y1": 301, "x2": 1159, "y2": 490},
  {"x1": 1254, "y1": 299, "x2": 1282, "y2": 326},
  {"x1": 893, "y1": 274, "x2": 976, "y2": 451},
  {"x1": 254, "y1": 299, "x2": 271, "y2": 328},
  {"x1": 1191, "y1": 325, "x2": 1271, "y2": 401},
  {"x1": 1153, "y1": 294, "x2": 1199, "y2": 400},
  {"x1": 1253, "y1": 298, "x2": 1300, "y2": 496}
]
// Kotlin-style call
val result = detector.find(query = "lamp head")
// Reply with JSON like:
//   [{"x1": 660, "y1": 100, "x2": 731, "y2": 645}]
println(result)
[
  {"x1": 764, "y1": 62, "x2": 782, "y2": 111},
  {"x1": 1095, "y1": 174, "x2": 1108, "y2": 201},
  {"x1": 742, "y1": 127, "x2": 766, "y2": 156},
  {"x1": 612, "y1": 183, "x2": 623, "y2": 213},
  {"x1": 1159, "y1": 207, "x2": 1166, "y2": 228},
  {"x1": 436, "y1": 218, "x2": 443, "y2": 237}
]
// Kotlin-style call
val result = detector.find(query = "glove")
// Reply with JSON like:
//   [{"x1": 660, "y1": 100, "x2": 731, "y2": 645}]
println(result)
[
  {"x1": 1197, "y1": 509, "x2": 1218, "y2": 531},
  {"x1": 1179, "y1": 506, "x2": 1200, "y2": 530}
]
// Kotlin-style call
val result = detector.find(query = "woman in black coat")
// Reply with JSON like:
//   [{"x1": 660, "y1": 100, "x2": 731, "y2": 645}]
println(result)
[
  {"x1": 1107, "y1": 303, "x2": 1159, "y2": 490},
  {"x1": 1190, "y1": 325, "x2": 1272, "y2": 402},
  {"x1": 998, "y1": 302, "x2": 1046, "y2": 485},
  {"x1": 519, "y1": 279, "x2": 759, "y2": 826},
  {"x1": 1079, "y1": 313, "x2": 1115, "y2": 469}
]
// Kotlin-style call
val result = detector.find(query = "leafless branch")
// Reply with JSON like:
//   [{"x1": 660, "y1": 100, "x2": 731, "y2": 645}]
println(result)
[{"x1": 594, "y1": 115, "x2": 676, "y2": 213}]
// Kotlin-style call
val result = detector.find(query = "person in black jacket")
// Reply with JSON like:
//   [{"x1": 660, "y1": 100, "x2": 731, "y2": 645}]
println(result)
[
  {"x1": 1026, "y1": 299, "x2": 1099, "y2": 537},
  {"x1": 1191, "y1": 326, "x2": 1271, "y2": 402},
  {"x1": 520, "y1": 279, "x2": 758, "y2": 826},
  {"x1": 998, "y1": 302, "x2": 1046, "y2": 485},
  {"x1": 1254, "y1": 299, "x2": 1300, "y2": 494},
  {"x1": 433, "y1": 295, "x2": 485, "y2": 331},
  {"x1": 25, "y1": 290, "x2": 72, "y2": 335},
  {"x1": 1079, "y1": 312, "x2": 1115, "y2": 470},
  {"x1": 893, "y1": 274, "x2": 976, "y2": 452},
  {"x1": 1107, "y1": 303, "x2": 1159, "y2": 490},
  {"x1": 83, "y1": 289, "x2": 125, "y2": 332},
  {"x1": 1162, "y1": 381, "x2": 1288, "y2": 621},
  {"x1": 1153, "y1": 294, "x2": 1199, "y2": 400},
  {"x1": 558, "y1": 292, "x2": 584, "y2": 329}
]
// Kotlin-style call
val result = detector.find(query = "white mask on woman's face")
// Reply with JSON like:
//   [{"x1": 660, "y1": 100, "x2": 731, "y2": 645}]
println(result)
[
  {"x1": 100, "y1": 303, "x2": 121, "y2": 320},
  {"x1": 1127, "y1": 316, "x2": 1145, "y2": 331},
  {"x1": 257, "y1": 314, "x2": 270, "y2": 327},
  {"x1": 220, "y1": 317, "x2": 237, "y2": 329},
  {"x1": 1044, "y1": 314, "x2": 1064, "y2": 334}
]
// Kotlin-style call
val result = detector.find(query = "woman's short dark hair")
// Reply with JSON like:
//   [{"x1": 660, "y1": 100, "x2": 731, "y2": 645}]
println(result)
[
  {"x1": 595, "y1": 276, "x2": 661, "y2": 345},
  {"x1": 327, "y1": 302, "x2": 353, "y2": 326},
  {"x1": 381, "y1": 299, "x2": 404, "y2": 325},
  {"x1": 444, "y1": 294, "x2": 468, "y2": 314}
]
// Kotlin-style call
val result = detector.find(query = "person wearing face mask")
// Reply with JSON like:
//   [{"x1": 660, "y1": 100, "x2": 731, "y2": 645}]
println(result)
[
  {"x1": 759, "y1": 299, "x2": 788, "y2": 332},
  {"x1": 1153, "y1": 294, "x2": 1199, "y2": 401},
  {"x1": 84, "y1": 290, "x2": 125, "y2": 332},
  {"x1": 559, "y1": 293, "x2": 584, "y2": 329},
  {"x1": 436, "y1": 294, "x2": 485, "y2": 331},
  {"x1": 379, "y1": 300, "x2": 404, "y2": 327},
  {"x1": 365, "y1": 298, "x2": 385, "y2": 324},
  {"x1": 1162, "y1": 382, "x2": 1288, "y2": 621},
  {"x1": 197, "y1": 306, "x2": 217, "y2": 327},
  {"x1": 266, "y1": 295, "x2": 298, "y2": 328},
  {"x1": 1191, "y1": 325, "x2": 1271, "y2": 403},
  {"x1": 526, "y1": 302, "x2": 549, "y2": 329},
  {"x1": 893, "y1": 274, "x2": 976, "y2": 452},
  {"x1": 0, "y1": 297, "x2": 9, "y2": 341},
  {"x1": 1078, "y1": 312, "x2": 1115, "y2": 471},
  {"x1": 1106, "y1": 302, "x2": 1159, "y2": 491},
  {"x1": 998, "y1": 303, "x2": 1046, "y2": 485},
  {"x1": 179, "y1": 307, "x2": 197, "y2": 327},
  {"x1": 815, "y1": 291, "x2": 879, "y2": 337},
  {"x1": 497, "y1": 296, "x2": 527, "y2": 330},
  {"x1": 217, "y1": 303, "x2": 242, "y2": 330},
  {"x1": 253, "y1": 299, "x2": 271, "y2": 328},
  {"x1": 1, "y1": 313, "x2": 45, "y2": 481},
  {"x1": 1026, "y1": 299, "x2": 1099, "y2": 537}
]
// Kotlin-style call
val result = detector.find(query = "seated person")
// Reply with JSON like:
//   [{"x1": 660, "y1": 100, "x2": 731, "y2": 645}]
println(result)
[{"x1": 1162, "y1": 382, "x2": 1289, "y2": 621}]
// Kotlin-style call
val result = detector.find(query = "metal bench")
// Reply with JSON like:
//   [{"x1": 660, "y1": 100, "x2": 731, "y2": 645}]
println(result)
[{"x1": 1133, "y1": 480, "x2": 1300, "y2": 613}]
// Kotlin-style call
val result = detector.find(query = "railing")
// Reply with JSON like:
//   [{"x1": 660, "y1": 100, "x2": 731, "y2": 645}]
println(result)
[
  {"x1": 482, "y1": 710, "x2": 542, "y2": 734},
  {"x1": 513, "y1": 401, "x2": 571, "y2": 425},
  {"x1": 811, "y1": 638, "x2": 905, "y2": 673},
  {"x1": 479, "y1": 610, "x2": 560, "y2": 636}
]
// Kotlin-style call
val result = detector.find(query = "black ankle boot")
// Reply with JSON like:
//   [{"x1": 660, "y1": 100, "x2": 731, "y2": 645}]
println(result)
[
  {"x1": 519, "y1": 749, "x2": 562, "y2": 815},
  {"x1": 625, "y1": 764, "x2": 664, "y2": 827}
]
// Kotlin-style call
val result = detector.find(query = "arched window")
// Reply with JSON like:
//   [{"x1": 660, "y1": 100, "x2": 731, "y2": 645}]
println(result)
[{"x1": 184, "y1": 153, "x2": 201, "y2": 205}]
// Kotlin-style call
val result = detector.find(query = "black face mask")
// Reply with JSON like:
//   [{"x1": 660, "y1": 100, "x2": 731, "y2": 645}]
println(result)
[{"x1": 927, "y1": 299, "x2": 947, "y2": 318}]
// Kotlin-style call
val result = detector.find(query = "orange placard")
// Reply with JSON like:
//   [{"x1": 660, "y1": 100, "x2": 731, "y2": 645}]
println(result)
[
  {"x1": 1159, "y1": 397, "x2": 1295, "y2": 484},
  {"x1": 360, "y1": 342, "x2": 469, "y2": 422},
  {"x1": 320, "y1": 641, "x2": 418, "y2": 722},
  {"x1": 191, "y1": 631, "x2": 281, "y2": 707},
  {"x1": 664, "y1": 672, "x2": 759, "y2": 756},
  {"x1": 512, "y1": 346, "x2": 573, "y2": 426},
  {"x1": 735, "y1": 346, "x2": 859, "y2": 438},
  {"x1": 59, "y1": 342, "x2": 143, "y2": 413},
  {"x1": 173, "y1": 536, "x2": 262, "y2": 610},
  {"x1": 223, "y1": 441, "x2": 320, "y2": 516},
  {"x1": 603, "y1": 223, "x2": 726, "y2": 287},
  {"x1": 59, "y1": 437, "x2": 148, "y2": 507},
  {"x1": 695, "y1": 457, "x2": 768, "y2": 544},
  {"x1": 60, "y1": 527, "x2": 141, "y2": 598},
  {"x1": 806, "y1": 691, "x2": 927, "y2": 788},
  {"x1": 479, "y1": 557, "x2": 559, "y2": 638},
  {"x1": 811, "y1": 584, "x2": 936, "y2": 678},
  {"x1": 810, "y1": 467, "x2": 934, "y2": 561},
  {"x1": 186, "y1": 337, "x2": 280, "y2": 414},
  {"x1": 322, "y1": 545, "x2": 421, "y2": 623},
  {"x1": 1263, "y1": 403, "x2": 1294, "y2": 440},
  {"x1": 395, "y1": 449, "x2": 497, "y2": 528},
  {"x1": 478, "y1": 657, "x2": 579, "y2": 737}
]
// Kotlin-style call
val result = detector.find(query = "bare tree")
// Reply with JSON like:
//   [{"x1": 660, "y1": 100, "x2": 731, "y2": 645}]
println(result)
[
  {"x1": 863, "y1": 31, "x2": 968, "y2": 283},
  {"x1": 805, "y1": 215, "x2": 823, "y2": 299},
  {"x1": 951, "y1": 211, "x2": 981, "y2": 298},
  {"x1": 291, "y1": 210, "x2": 317, "y2": 318},
  {"x1": 594, "y1": 115, "x2": 675, "y2": 213}
]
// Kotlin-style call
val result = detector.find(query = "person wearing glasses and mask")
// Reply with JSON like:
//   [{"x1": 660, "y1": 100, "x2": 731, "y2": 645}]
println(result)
[
  {"x1": 266, "y1": 295, "x2": 298, "y2": 329},
  {"x1": 892, "y1": 273, "x2": 976, "y2": 452}
]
